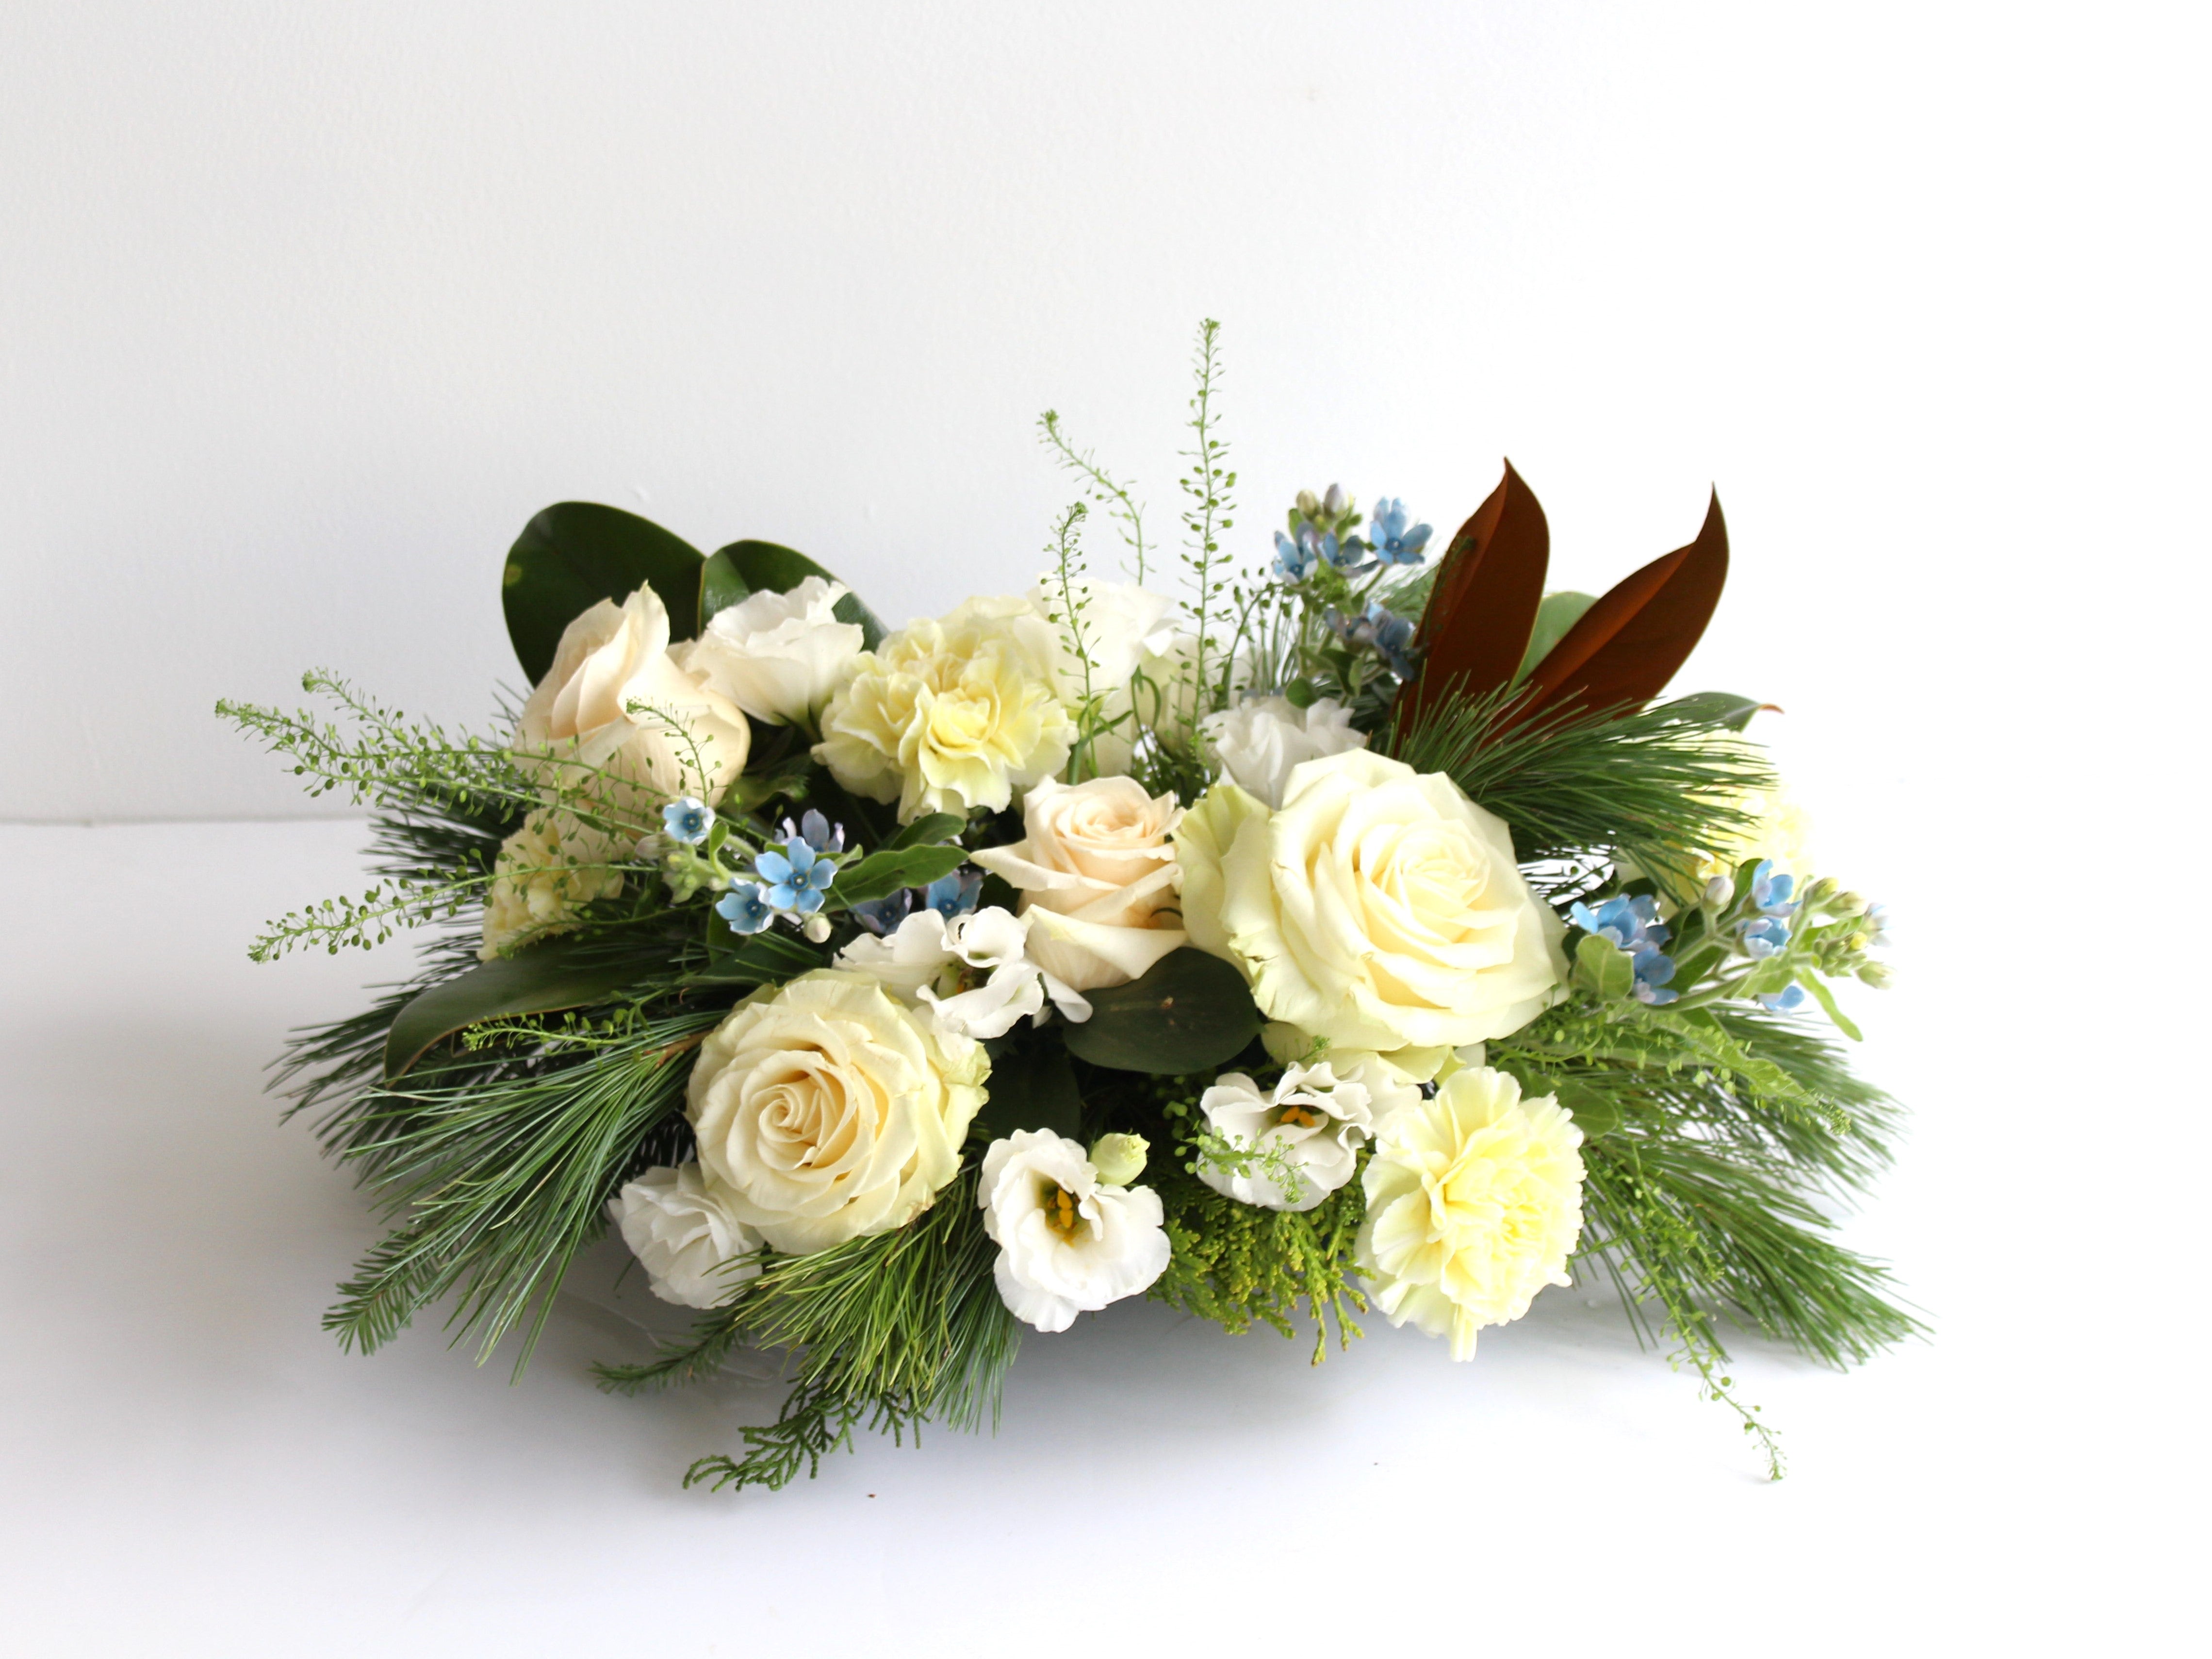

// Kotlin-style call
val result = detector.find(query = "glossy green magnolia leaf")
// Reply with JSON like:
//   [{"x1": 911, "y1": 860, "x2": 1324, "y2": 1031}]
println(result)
[
  {"x1": 827, "y1": 843, "x2": 968, "y2": 908},
  {"x1": 1655, "y1": 690, "x2": 1770, "y2": 732},
  {"x1": 1062, "y1": 948, "x2": 1262, "y2": 1074},
  {"x1": 384, "y1": 943, "x2": 642, "y2": 1080},
  {"x1": 973, "y1": 1039, "x2": 1083, "y2": 1145},
  {"x1": 1514, "y1": 591, "x2": 1597, "y2": 681},
  {"x1": 1573, "y1": 933, "x2": 1637, "y2": 1002},
  {"x1": 503, "y1": 503, "x2": 704, "y2": 686},
  {"x1": 704, "y1": 539, "x2": 888, "y2": 649}
]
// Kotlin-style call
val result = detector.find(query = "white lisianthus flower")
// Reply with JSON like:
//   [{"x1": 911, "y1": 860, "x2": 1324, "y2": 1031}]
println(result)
[
  {"x1": 971, "y1": 776, "x2": 1186, "y2": 992},
  {"x1": 682, "y1": 576, "x2": 866, "y2": 727},
  {"x1": 1199, "y1": 694, "x2": 1367, "y2": 809},
  {"x1": 1357, "y1": 1066, "x2": 1586, "y2": 1360},
  {"x1": 1176, "y1": 750, "x2": 1569, "y2": 1051},
  {"x1": 478, "y1": 807, "x2": 627, "y2": 959},
  {"x1": 686, "y1": 970, "x2": 988, "y2": 1253},
  {"x1": 814, "y1": 596, "x2": 1074, "y2": 821},
  {"x1": 978, "y1": 1129, "x2": 1171, "y2": 1333},
  {"x1": 606, "y1": 1164, "x2": 763, "y2": 1309},
  {"x1": 513, "y1": 583, "x2": 752, "y2": 821},
  {"x1": 1195, "y1": 1060, "x2": 1387, "y2": 1212},
  {"x1": 834, "y1": 904, "x2": 1091, "y2": 1040}
]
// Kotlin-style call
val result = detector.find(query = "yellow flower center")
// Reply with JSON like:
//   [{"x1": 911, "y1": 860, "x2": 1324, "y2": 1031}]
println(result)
[{"x1": 1042, "y1": 1183, "x2": 1082, "y2": 1238}]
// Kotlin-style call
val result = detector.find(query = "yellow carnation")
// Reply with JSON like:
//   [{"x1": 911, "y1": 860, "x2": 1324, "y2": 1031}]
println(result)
[
  {"x1": 813, "y1": 596, "x2": 1075, "y2": 821},
  {"x1": 1357, "y1": 1066, "x2": 1585, "y2": 1360},
  {"x1": 478, "y1": 808, "x2": 627, "y2": 959}
]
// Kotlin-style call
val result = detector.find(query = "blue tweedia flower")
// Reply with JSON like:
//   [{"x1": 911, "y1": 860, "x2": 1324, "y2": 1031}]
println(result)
[
  {"x1": 1749, "y1": 859, "x2": 1798, "y2": 917},
  {"x1": 1861, "y1": 903, "x2": 1891, "y2": 948},
  {"x1": 1365, "y1": 602, "x2": 1418, "y2": 677},
  {"x1": 1631, "y1": 947, "x2": 1680, "y2": 1005},
  {"x1": 715, "y1": 884, "x2": 774, "y2": 935},
  {"x1": 1760, "y1": 984, "x2": 1808, "y2": 1013},
  {"x1": 1322, "y1": 530, "x2": 1371, "y2": 573},
  {"x1": 1571, "y1": 894, "x2": 1669, "y2": 955},
  {"x1": 1273, "y1": 525, "x2": 1325, "y2": 582},
  {"x1": 755, "y1": 835, "x2": 837, "y2": 916},
  {"x1": 1367, "y1": 498, "x2": 1433, "y2": 566},
  {"x1": 1739, "y1": 915, "x2": 1791, "y2": 958},
  {"x1": 780, "y1": 810, "x2": 845, "y2": 856},
  {"x1": 661, "y1": 796, "x2": 712, "y2": 845},
  {"x1": 923, "y1": 869, "x2": 983, "y2": 918},
  {"x1": 849, "y1": 890, "x2": 914, "y2": 936}
]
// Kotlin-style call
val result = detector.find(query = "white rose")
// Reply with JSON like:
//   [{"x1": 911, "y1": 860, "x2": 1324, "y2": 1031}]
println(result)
[
  {"x1": 1358, "y1": 1066, "x2": 1586, "y2": 1360},
  {"x1": 815, "y1": 595, "x2": 1074, "y2": 821},
  {"x1": 1195, "y1": 1060, "x2": 1388, "y2": 1212},
  {"x1": 682, "y1": 576, "x2": 866, "y2": 727},
  {"x1": 1176, "y1": 749, "x2": 1569, "y2": 1052},
  {"x1": 971, "y1": 776, "x2": 1186, "y2": 992},
  {"x1": 1199, "y1": 695, "x2": 1367, "y2": 809},
  {"x1": 606, "y1": 1163, "x2": 763, "y2": 1308},
  {"x1": 514, "y1": 583, "x2": 752, "y2": 821},
  {"x1": 978, "y1": 1129, "x2": 1171, "y2": 1333},
  {"x1": 834, "y1": 904, "x2": 1091, "y2": 1040},
  {"x1": 1029, "y1": 577, "x2": 1178, "y2": 776},
  {"x1": 477, "y1": 807, "x2": 627, "y2": 959},
  {"x1": 686, "y1": 970, "x2": 988, "y2": 1253}
]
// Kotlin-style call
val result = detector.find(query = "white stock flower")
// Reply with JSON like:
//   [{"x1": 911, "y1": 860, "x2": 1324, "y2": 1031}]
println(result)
[
  {"x1": 833, "y1": 905, "x2": 1090, "y2": 1040},
  {"x1": 683, "y1": 575, "x2": 866, "y2": 726},
  {"x1": 1195, "y1": 1060, "x2": 1394, "y2": 1212},
  {"x1": 1199, "y1": 694, "x2": 1367, "y2": 809},
  {"x1": 971, "y1": 776, "x2": 1186, "y2": 992},
  {"x1": 478, "y1": 807, "x2": 627, "y2": 959},
  {"x1": 814, "y1": 595, "x2": 1074, "y2": 821},
  {"x1": 1357, "y1": 1066, "x2": 1586, "y2": 1360},
  {"x1": 686, "y1": 970, "x2": 987, "y2": 1253},
  {"x1": 513, "y1": 584, "x2": 751, "y2": 820},
  {"x1": 606, "y1": 1164, "x2": 762, "y2": 1309},
  {"x1": 1176, "y1": 749, "x2": 1569, "y2": 1052},
  {"x1": 979, "y1": 1129, "x2": 1171, "y2": 1333}
]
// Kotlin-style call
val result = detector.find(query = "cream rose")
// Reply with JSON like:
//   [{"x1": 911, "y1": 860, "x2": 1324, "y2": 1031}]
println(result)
[
  {"x1": 814, "y1": 595, "x2": 1075, "y2": 821},
  {"x1": 978, "y1": 1129, "x2": 1171, "y2": 1332},
  {"x1": 1199, "y1": 694, "x2": 1367, "y2": 809},
  {"x1": 1176, "y1": 749, "x2": 1568, "y2": 1051},
  {"x1": 478, "y1": 807, "x2": 627, "y2": 959},
  {"x1": 1029, "y1": 576, "x2": 1177, "y2": 776},
  {"x1": 1357, "y1": 1066, "x2": 1586, "y2": 1360},
  {"x1": 686, "y1": 970, "x2": 988, "y2": 1254},
  {"x1": 682, "y1": 575, "x2": 866, "y2": 727},
  {"x1": 606, "y1": 1163, "x2": 763, "y2": 1308},
  {"x1": 971, "y1": 776, "x2": 1187, "y2": 992},
  {"x1": 514, "y1": 584, "x2": 751, "y2": 821}
]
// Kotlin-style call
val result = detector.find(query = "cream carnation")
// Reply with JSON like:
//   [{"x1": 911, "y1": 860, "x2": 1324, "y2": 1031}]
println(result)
[
  {"x1": 1357, "y1": 1066, "x2": 1586, "y2": 1360},
  {"x1": 1195, "y1": 1060, "x2": 1395, "y2": 1212},
  {"x1": 979, "y1": 1129, "x2": 1170, "y2": 1332},
  {"x1": 686, "y1": 970, "x2": 988, "y2": 1253},
  {"x1": 513, "y1": 584, "x2": 751, "y2": 821},
  {"x1": 814, "y1": 595, "x2": 1074, "y2": 821},
  {"x1": 606, "y1": 1163, "x2": 763, "y2": 1309},
  {"x1": 477, "y1": 807, "x2": 627, "y2": 959},
  {"x1": 1176, "y1": 749, "x2": 1568, "y2": 1051},
  {"x1": 682, "y1": 575, "x2": 866, "y2": 727},
  {"x1": 971, "y1": 776, "x2": 1186, "y2": 992},
  {"x1": 1199, "y1": 694, "x2": 1367, "y2": 809}
]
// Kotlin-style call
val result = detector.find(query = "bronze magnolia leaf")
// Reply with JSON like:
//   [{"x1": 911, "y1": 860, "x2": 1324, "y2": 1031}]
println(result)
[
  {"x1": 1516, "y1": 491, "x2": 1729, "y2": 723},
  {"x1": 1399, "y1": 460, "x2": 1551, "y2": 730}
]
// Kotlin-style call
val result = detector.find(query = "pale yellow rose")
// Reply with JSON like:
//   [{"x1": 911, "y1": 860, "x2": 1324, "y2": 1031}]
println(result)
[
  {"x1": 477, "y1": 807, "x2": 626, "y2": 959},
  {"x1": 513, "y1": 584, "x2": 751, "y2": 823},
  {"x1": 686, "y1": 970, "x2": 988, "y2": 1254},
  {"x1": 970, "y1": 776, "x2": 1186, "y2": 991},
  {"x1": 1176, "y1": 750, "x2": 1567, "y2": 1052},
  {"x1": 1357, "y1": 1066, "x2": 1586, "y2": 1360},
  {"x1": 813, "y1": 596, "x2": 1074, "y2": 821}
]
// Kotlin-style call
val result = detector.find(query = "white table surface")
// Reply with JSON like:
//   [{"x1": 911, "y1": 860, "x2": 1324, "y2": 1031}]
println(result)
[{"x1": 0, "y1": 821, "x2": 2187, "y2": 1655}]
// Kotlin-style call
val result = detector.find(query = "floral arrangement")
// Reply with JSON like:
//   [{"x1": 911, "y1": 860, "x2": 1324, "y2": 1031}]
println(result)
[{"x1": 224, "y1": 324, "x2": 1913, "y2": 1488}]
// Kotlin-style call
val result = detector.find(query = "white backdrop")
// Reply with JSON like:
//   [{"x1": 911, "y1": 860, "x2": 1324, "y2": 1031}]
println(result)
[{"x1": 1, "y1": 4, "x2": 2205, "y2": 1654}]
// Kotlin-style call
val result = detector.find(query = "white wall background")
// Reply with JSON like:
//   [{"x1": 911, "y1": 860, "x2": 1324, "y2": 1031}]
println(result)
[{"x1": 5, "y1": 1, "x2": 2201, "y2": 827}]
